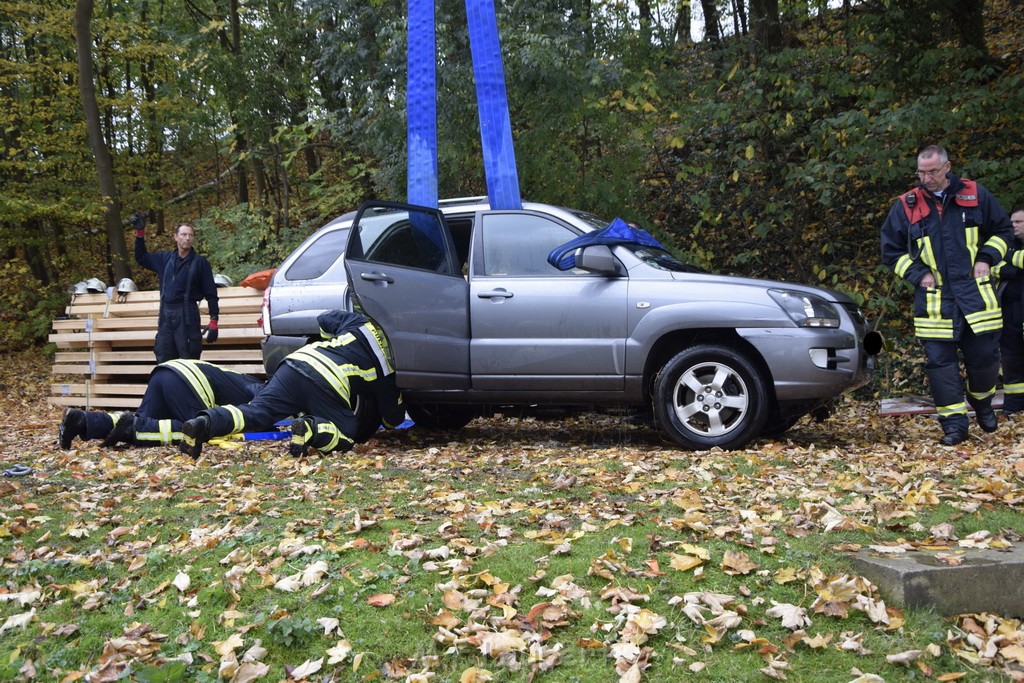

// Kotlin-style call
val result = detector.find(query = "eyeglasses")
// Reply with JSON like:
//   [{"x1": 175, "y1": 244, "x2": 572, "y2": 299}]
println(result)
[{"x1": 916, "y1": 163, "x2": 948, "y2": 178}]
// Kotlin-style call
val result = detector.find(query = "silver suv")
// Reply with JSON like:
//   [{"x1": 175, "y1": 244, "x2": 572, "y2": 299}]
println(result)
[{"x1": 262, "y1": 197, "x2": 879, "y2": 450}]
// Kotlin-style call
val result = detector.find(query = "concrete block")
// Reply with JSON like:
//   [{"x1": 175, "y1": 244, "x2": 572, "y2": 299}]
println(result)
[{"x1": 850, "y1": 546, "x2": 1024, "y2": 617}]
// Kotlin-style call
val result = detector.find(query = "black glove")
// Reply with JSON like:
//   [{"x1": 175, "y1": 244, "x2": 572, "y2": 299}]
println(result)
[
  {"x1": 130, "y1": 211, "x2": 146, "y2": 234},
  {"x1": 203, "y1": 319, "x2": 219, "y2": 343}
]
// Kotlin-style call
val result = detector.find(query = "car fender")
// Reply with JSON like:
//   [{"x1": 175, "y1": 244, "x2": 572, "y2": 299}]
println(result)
[{"x1": 623, "y1": 298, "x2": 789, "y2": 374}]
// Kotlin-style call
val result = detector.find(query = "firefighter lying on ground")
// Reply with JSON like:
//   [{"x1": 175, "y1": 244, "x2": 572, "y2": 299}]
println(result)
[
  {"x1": 179, "y1": 310, "x2": 405, "y2": 459},
  {"x1": 58, "y1": 359, "x2": 265, "y2": 449}
]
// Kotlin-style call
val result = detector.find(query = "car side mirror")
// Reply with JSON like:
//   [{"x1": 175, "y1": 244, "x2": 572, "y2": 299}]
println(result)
[{"x1": 575, "y1": 245, "x2": 621, "y2": 275}]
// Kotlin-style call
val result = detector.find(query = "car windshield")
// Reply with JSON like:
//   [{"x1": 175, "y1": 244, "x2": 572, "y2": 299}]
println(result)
[
  {"x1": 621, "y1": 245, "x2": 706, "y2": 273},
  {"x1": 562, "y1": 207, "x2": 706, "y2": 273}
]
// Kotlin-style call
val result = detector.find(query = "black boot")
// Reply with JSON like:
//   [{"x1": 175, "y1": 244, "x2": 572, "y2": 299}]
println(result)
[
  {"x1": 102, "y1": 412, "x2": 136, "y2": 447},
  {"x1": 180, "y1": 416, "x2": 211, "y2": 459},
  {"x1": 289, "y1": 417, "x2": 314, "y2": 457},
  {"x1": 59, "y1": 408, "x2": 87, "y2": 450},
  {"x1": 938, "y1": 429, "x2": 967, "y2": 446},
  {"x1": 974, "y1": 404, "x2": 998, "y2": 433}
]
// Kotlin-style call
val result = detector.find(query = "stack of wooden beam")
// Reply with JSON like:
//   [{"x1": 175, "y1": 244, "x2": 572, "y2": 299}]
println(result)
[{"x1": 49, "y1": 287, "x2": 265, "y2": 410}]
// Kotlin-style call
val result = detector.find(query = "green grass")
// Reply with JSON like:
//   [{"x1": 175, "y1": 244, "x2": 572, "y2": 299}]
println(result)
[{"x1": 2, "y1": 398, "x2": 1023, "y2": 682}]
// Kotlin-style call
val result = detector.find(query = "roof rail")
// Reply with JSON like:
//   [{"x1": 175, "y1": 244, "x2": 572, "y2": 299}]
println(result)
[{"x1": 438, "y1": 196, "x2": 488, "y2": 206}]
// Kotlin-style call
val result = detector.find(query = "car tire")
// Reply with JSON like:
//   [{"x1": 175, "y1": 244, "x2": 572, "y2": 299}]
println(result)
[
  {"x1": 652, "y1": 345, "x2": 769, "y2": 451},
  {"x1": 352, "y1": 394, "x2": 382, "y2": 443},
  {"x1": 406, "y1": 403, "x2": 477, "y2": 430}
]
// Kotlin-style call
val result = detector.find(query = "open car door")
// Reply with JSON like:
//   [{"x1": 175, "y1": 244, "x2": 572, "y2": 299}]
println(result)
[{"x1": 344, "y1": 201, "x2": 470, "y2": 389}]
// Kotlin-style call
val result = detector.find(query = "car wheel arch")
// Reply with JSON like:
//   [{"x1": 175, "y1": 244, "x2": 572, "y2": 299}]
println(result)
[{"x1": 641, "y1": 329, "x2": 777, "y2": 405}]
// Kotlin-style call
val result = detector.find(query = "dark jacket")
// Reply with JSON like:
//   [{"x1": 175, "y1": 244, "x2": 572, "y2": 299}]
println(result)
[
  {"x1": 993, "y1": 237, "x2": 1024, "y2": 328},
  {"x1": 135, "y1": 236, "x2": 219, "y2": 322},
  {"x1": 880, "y1": 173, "x2": 1012, "y2": 339},
  {"x1": 284, "y1": 310, "x2": 405, "y2": 427},
  {"x1": 154, "y1": 359, "x2": 265, "y2": 410}
]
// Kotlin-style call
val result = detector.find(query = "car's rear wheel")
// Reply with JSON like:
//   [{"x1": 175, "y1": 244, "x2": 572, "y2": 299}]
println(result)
[
  {"x1": 406, "y1": 403, "x2": 478, "y2": 430},
  {"x1": 652, "y1": 345, "x2": 768, "y2": 450}
]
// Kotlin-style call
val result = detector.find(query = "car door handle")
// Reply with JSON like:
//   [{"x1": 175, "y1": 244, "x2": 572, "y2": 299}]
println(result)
[
  {"x1": 359, "y1": 272, "x2": 395, "y2": 284},
  {"x1": 478, "y1": 289, "x2": 513, "y2": 299}
]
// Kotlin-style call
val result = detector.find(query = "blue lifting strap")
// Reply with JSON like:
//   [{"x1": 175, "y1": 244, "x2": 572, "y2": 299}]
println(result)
[
  {"x1": 465, "y1": 0, "x2": 522, "y2": 210},
  {"x1": 407, "y1": 0, "x2": 438, "y2": 208}
]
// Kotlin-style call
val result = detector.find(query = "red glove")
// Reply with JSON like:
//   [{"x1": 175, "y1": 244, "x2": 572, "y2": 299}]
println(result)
[{"x1": 203, "y1": 319, "x2": 219, "y2": 343}]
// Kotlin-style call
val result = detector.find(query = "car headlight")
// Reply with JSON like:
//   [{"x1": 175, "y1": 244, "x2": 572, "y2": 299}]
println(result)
[{"x1": 768, "y1": 289, "x2": 840, "y2": 328}]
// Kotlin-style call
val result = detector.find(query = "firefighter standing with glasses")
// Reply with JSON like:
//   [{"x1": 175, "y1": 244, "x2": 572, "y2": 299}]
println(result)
[
  {"x1": 179, "y1": 310, "x2": 405, "y2": 459},
  {"x1": 58, "y1": 360, "x2": 264, "y2": 449},
  {"x1": 132, "y1": 211, "x2": 220, "y2": 363},
  {"x1": 880, "y1": 145, "x2": 1013, "y2": 445}
]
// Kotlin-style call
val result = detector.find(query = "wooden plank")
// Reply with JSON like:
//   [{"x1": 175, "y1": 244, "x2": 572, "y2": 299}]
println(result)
[
  {"x1": 50, "y1": 383, "x2": 149, "y2": 396},
  {"x1": 51, "y1": 285, "x2": 267, "y2": 407},
  {"x1": 49, "y1": 395, "x2": 144, "y2": 410},
  {"x1": 879, "y1": 391, "x2": 1005, "y2": 416}
]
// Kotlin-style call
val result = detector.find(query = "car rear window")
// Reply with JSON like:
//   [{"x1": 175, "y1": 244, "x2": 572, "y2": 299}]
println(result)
[{"x1": 284, "y1": 228, "x2": 349, "y2": 280}]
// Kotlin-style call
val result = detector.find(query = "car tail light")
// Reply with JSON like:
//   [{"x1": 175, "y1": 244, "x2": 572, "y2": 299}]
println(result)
[{"x1": 261, "y1": 286, "x2": 272, "y2": 335}]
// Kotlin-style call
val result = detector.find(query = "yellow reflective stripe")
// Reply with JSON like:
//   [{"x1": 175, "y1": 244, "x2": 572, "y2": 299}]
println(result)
[
  {"x1": 965, "y1": 226, "x2": 979, "y2": 265},
  {"x1": 965, "y1": 308, "x2": 1002, "y2": 334},
  {"x1": 1014, "y1": 251, "x2": 1024, "y2": 268},
  {"x1": 164, "y1": 359, "x2": 215, "y2": 406},
  {"x1": 894, "y1": 254, "x2": 914, "y2": 279},
  {"x1": 291, "y1": 347, "x2": 380, "y2": 403},
  {"x1": 967, "y1": 387, "x2": 995, "y2": 401},
  {"x1": 160, "y1": 419, "x2": 174, "y2": 445},
  {"x1": 360, "y1": 322, "x2": 395, "y2": 375},
  {"x1": 936, "y1": 402, "x2": 967, "y2": 417},
  {"x1": 926, "y1": 288, "x2": 942, "y2": 320},
  {"x1": 976, "y1": 279, "x2": 999, "y2": 311},
  {"x1": 920, "y1": 237, "x2": 940, "y2": 286},
  {"x1": 986, "y1": 234, "x2": 1008, "y2": 259},
  {"x1": 1003, "y1": 382, "x2": 1024, "y2": 395},
  {"x1": 225, "y1": 405, "x2": 245, "y2": 433},
  {"x1": 913, "y1": 316, "x2": 954, "y2": 339},
  {"x1": 291, "y1": 349, "x2": 353, "y2": 401},
  {"x1": 317, "y1": 422, "x2": 343, "y2": 452}
]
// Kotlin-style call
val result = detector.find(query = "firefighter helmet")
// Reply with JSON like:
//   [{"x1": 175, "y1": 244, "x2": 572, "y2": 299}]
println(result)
[
  {"x1": 85, "y1": 277, "x2": 107, "y2": 293},
  {"x1": 213, "y1": 273, "x2": 234, "y2": 288},
  {"x1": 70, "y1": 281, "x2": 89, "y2": 296},
  {"x1": 116, "y1": 278, "x2": 137, "y2": 294}
]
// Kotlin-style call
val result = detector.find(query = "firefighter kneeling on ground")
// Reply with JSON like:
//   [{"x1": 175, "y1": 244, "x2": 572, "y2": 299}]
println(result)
[
  {"x1": 179, "y1": 310, "x2": 405, "y2": 459},
  {"x1": 59, "y1": 359, "x2": 265, "y2": 449}
]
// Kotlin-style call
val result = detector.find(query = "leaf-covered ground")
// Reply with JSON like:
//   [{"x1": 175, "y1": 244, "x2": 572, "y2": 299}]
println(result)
[{"x1": 1, "y1": 350, "x2": 1023, "y2": 682}]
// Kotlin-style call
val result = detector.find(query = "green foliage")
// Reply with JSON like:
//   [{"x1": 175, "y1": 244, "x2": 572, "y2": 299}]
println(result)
[
  {"x1": 264, "y1": 614, "x2": 319, "y2": 648},
  {"x1": 196, "y1": 204, "x2": 315, "y2": 282},
  {"x1": 1, "y1": 0, "x2": 1022, "y2": 361},
  {"x1": 645, "y1": 13, "x2": 1023, "y2": 354}
]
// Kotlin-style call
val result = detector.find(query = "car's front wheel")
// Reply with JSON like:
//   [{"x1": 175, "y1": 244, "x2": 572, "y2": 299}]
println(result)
[
  {"x1": 652, "y1": 345, "x2": 769, "y2": 450},
  {"x1": 406, "y1": 403, "x2": 478, "y2": 430}
]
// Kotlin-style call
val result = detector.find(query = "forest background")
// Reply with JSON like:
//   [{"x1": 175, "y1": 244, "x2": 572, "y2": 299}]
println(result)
[{"x1": 2, "y1": 0, "x2": 1022, "y2": 397}]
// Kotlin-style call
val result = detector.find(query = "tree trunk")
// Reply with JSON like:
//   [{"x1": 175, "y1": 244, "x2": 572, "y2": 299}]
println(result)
[
  {"x1": 673, "y1": 0, "x2": 693, "y2": 45},
  {"x1": 699, "y1": 0, "x2": 721, "y2": 43},
  {"x1": 951, "y1": 0, "x2": 988, "y2": 58},
  {"x1": 75, "y1": 0, "x2": 131, "y2": 281},
  {"x1": 750, "y1": 0, "x2": 783, "y2": 50}
]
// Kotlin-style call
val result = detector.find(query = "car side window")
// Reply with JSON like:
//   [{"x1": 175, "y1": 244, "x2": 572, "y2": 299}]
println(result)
[
  {"x1": 480, "y1": 214, "x2": 582, "y2": 276},
  {"x1": 355, "y1": 210, "x2": 454, "y2": 275},
  {"x1": 284, "y1": 228, "x2": 349, "y2": 280}
]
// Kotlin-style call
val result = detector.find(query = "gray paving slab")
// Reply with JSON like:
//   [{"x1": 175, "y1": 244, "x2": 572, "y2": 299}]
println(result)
[{"x1": 850, "y1": 546, "x2": 1024, "y2": 617}]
